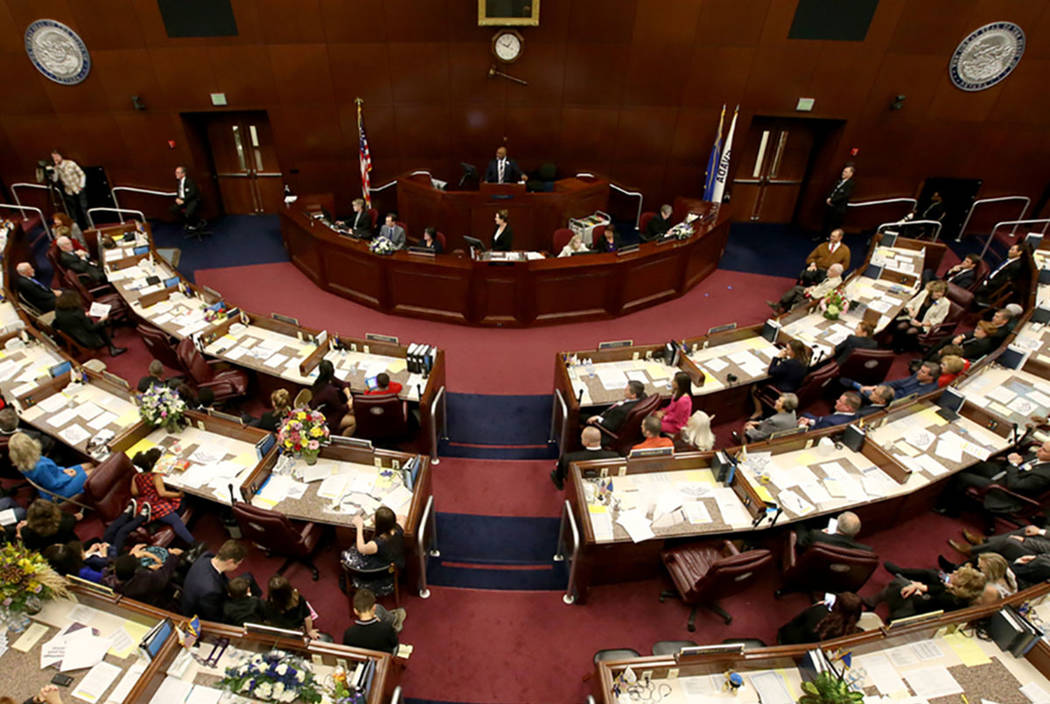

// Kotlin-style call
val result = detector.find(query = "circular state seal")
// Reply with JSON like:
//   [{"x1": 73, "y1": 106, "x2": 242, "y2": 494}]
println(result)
[
  {"x1": 24, "y1": 19, "x2": 91, "y2": 85},
  {"x1": 949, "y1": 21, "x2": 1025, "y2": 92}
]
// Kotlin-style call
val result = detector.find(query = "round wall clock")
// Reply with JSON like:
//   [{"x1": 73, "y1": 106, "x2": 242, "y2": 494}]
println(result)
[
  {"x1": 25, "y1": 19, "x2": 91, "y2": 85},
  {"x1": 949, "y1": 21, "x2": 1024, "y2": 92},
  {"x1": 492, "y1": 29, "x2": 524, "y2": 64}
]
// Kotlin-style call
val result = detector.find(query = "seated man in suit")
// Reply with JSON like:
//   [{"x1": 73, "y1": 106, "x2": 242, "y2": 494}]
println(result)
[
  {"x1": 832, "y1": 321, "x2": 877, "y2": 366},
  {"x1": 801, "y1": 228, "x2": 850, "y2": 285},
  {"x1": 797, "y1": 511, "x2": 872, "y2": 552},
  {"x1": 857, "y1": 385, "x2": 894, "y2": 416},
  {"x1": 584, "y1": 380, "x2": 647, "y2": 437},
  {"x1": 14, "y1": 262, "x2": 60, "y2": 313},
  {"x1": 769, "y1": 263, "x2": 844, "y2": 314},
  {"x1": 950, "y1": 320, "x2": 1000, "y2": 360},
  {"x1": 337, "y1": 198, "x2": 374, "y2": 238},
  {"x1": 377, "y1": 213, "x2": 406, "y2": 250},
  {"x1": 170, "y1": 165, "x2": 203, "y2": 230},
  {"x1": 975, "y1": 242, "x2": 1027, "y2": 304},
  {"x1": 798, "y1": 391, "x2": 861, "y2": 431},
  {"x1": 56, "y1": 235, "x2": 105, "y2": 286},
  {"x1": 936, "y1": 440, "x2": 1050, "y2": 524},
  {"x1": 943, "y1": 253, "x2": 980, "y2": 290},
  {"x1": 485, "y1": 146, "x2": 523, "y2": 184},
  {"x1": 551, "y1": 426, "x2": 619, "y2": 490},
  {"x1": 641, "y1": 204, "x2": 673, "y2": 242},
  {"x1": 845, "y1": 361, "x2": 940, "y2": 401},
  {"x1": 181, "y1": 540, "x2": 259, "y2": 621},
  {"x1": 740, "y1": 392, "x2": 798, "y2": 443},
  {"x1": 949, "y1": 523, "x2": 1050, "y2": 562},
  {"x1": 631, "y1": 415, "x2": 674, "y2": 453}
]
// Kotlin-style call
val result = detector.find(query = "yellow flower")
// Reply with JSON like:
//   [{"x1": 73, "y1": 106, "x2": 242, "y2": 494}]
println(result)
[
  {"x1": 297, "y1": 412, "x2": 307, "y2": 420},
  {"x1": 310, "y1": 427, "x2": 323, "y2": 437}
]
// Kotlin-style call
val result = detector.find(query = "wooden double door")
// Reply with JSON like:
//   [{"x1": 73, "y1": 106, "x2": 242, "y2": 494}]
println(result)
[{"x1": 205, "y1": 112, "x2": 284, "y2": 214}]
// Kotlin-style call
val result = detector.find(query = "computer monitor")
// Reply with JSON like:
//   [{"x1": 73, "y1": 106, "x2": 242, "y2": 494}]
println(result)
[{"x1": 463, "y1": 236, "x2": 486, "y2": 253}]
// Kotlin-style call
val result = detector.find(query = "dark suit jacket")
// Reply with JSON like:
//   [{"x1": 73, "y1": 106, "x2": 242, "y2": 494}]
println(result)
[
  {"x1": 642, "y1": 215, "x2": 671, "y2": 242},
  {"x1": 946, "y1": 268, "x2": 976, "y2": 289},
  {"x1": 985, "y1": 460, "x2": 1050, "y2": 514},
  {"x1": 767, "y1": 357, "x2": 806, "y2": 392},
  {"x1": 59, "y1": 250, "x2": 104, "y2": 285},
  {"x1": 807, "y1": 411, "x2": 858, "y2": 431},
  {"x1": 597, "y1": 398, "x2": 640, "y2": 434},
  {"x1": 979, "y1": 257, "x2": 1023, "y2": 294},
  {"x1": 349, "y1": 209, "x2": 373, "y2": 237},
  {"x1": 797, "y1": 526, "x2": 872, "y2": 552},
  {"x1": 958, "y1": 333, "x2": 997, "y2": 360},
  {"x1": 856, "y1": 403, "x2": 887, "y2": 418},
  {"x1": 1014, "y1": 554, "x2": 1050, "y2": 588},
  {"x1": 834, "y1": 335, "x2": 877, "y2": 366},
  {"x1": 178, "y1": 175, "x2": 200, "y2": 209},
  {"x1": 556, "y1": 447, "x2": 620, "y2": 482},
  {"x1": 180, "y1": 553, "x2": 227, "y2": 621},
  {"x1": 15, "y1": 275, "x2": 56, "y2": 312},
  {"x1": 54, "y1": 306, "x2": 107, "y2": 348},
  {"x1": 827, "y1": 177, "x2": 854, "y2": 214},
  {"x1": 491, "y1": 225, "x2": 514, "y2": 251},
  {"x1": 485, "y1": 158, "x2": 522, "y2": 184}
]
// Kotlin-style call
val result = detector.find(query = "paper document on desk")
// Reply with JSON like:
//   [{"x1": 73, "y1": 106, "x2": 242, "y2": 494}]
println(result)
[
  {"x1": 318, "y1": 475, "x2": 349, "y2": 500},
  {"x1": 986, "y1": 385, "x2": 1017, "y2": 405},
  {"x1": 712, "y1": 488, "x2": 751, "y2": 526},
  {"x1": 748, "y1": 671, "x2": 794, "y2": 704},
  {"x1": 934, "y1": 437, "x2": 964, "y2": 463},
  {"x1": 903, "y1": 667, "x2": 963, "y2": 699},
  {"x1": 37, "y1": 392, "x2": 69, "y2": 413},
  {"x1": 1020, "y1": 682, "x2": 1050, "y2": 704},
  {"x1": 855, "y1": 654, "x2": 907, "y2": 697},
  {"x1": 88, "y1": 302, "x2": 111, "y2": 319},
  {"x1": 681, "y1": 501, "x2": 711, "y2": 525},
  {"x1": 58, "y1": 424, "x2": 91, "y2": 448},
  {"x1": 702, "y1": 357, "x2": 730, "y2": 373},
  {"x1": 1009, "y1": 396, "x2": 1037, "y2": 416},
  {"x1": 798, "y1": 480, "x2": 833, "y2": 507},
  {"x1": 105, "y1": 660, "x2": 146, "y2": 703},
  {"x1": 596, "y1": 368, "x2": 628, "y2": 390},
  {"x1": 652, "y1": 492, "x2": 684, "y2": 522},
  {"x1": 73, "y1": 661, "x2": 122, "y2": 703},
  {"x1": 589, "y1": 508, "x2": 614, "y2": 541},
  {"x1": 901, "y1": 453, "x2": 950, "y2": 477},
  {"x1": 777, "y1": 489, "x2": 815, "y2": 516},
  {"x1": 616, "y1": 509, "x2": 654, "y2": 543}
]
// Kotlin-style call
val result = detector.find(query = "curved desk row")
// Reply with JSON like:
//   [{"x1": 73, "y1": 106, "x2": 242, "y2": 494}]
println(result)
[
  {"x1": 553, "y1": 234, "x2": 1048, "y2": 603},
  {"x1": 281, "y1": 193, "x2": 732, "y2": 327}
]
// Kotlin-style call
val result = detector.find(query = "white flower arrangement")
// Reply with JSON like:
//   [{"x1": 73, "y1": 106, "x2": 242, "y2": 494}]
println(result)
[{"x1": 369, "y1": 237, "x2": 396, "y2": 256}]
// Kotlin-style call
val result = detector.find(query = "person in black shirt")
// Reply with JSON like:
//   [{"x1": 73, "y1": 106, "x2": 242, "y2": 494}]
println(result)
[
  {"x1": 264, "y1": 574, "x2": 319, "y2": 638},
  {"x1": 181, "y1": 540, "x2": 255, "y2": 621},
  {"x1": 110, "y1": 551, "x2": 181, "y2": 609},
  {"x1": 14, "y1": 262, "x2": 59, "y2": 313},
  {"x1": 868, "y1": 563, "x2": 985, "y2": 620},
  {"x1": 137, "y1": 360, "x2": 168, "y2": 393},
  {"x1": 642, "y1": 204, "x2": 673, "y2": 242},
  {"x1": 833, "y1": 321, "x2": 877, "y2": 366},
  {"x1": 550, "y1": 426, "x2": 619, "y2": 490},
  {"x1": 222, "y1": 575, "x2": 265, "y2": 625},
  {"x1": 421, "y1": 227, "x2": 444, "y2": 254},
  {"x1": 342, "y1": 507, "x2": 406, "y2": 595},
  {"x1": 585, "y1": 381, "x2": 646, "y2": 435},
  {"x1": 53, "y1": 290, "x2": 126, "y2": 357},
  {"x1": 821, "y1": 164, "x2": 854, "y2": 237},
  {"x1": 56, "y1": 236, "x2": 104, "y2": 286},
  {"x1": 342, "y1": 588, "x2": 398, "y2": 653}
]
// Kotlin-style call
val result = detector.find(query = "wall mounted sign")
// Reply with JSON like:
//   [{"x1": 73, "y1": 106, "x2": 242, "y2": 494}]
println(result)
[{"x1": 24, "y1": 19, "x2": 91, "y2": 85}]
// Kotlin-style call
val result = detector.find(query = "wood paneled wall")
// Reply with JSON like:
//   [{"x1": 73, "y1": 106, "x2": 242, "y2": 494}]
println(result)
[{"x1": 1, "y1": 0, "x2": 1049, "y2": 225}]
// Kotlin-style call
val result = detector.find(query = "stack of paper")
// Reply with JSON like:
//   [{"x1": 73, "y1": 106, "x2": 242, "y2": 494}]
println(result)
[{"x1": 616, "y1": 509, "x2": 655, "y2": 543}]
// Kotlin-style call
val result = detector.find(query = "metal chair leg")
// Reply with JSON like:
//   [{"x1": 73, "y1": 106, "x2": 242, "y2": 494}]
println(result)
[
  {"x1": 707, "y1": 602, "x2": 733, "y2": 625},
  {"x1": 687, "y1": 606, "x2": 698, "y2": 632}
]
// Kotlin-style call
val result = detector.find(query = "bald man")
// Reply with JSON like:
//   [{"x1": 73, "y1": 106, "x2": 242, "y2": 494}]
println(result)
[
  {"x1": 485, "y1": 146, "x2": 523, "y2": 184},
  {"x1": 14, "y1": 262, "x2": 59, "y2": 313},
  {"x1": 551, "y1": 426, "x2": 619, "y2": 490},
  {"x1": 796, "y1": 511, "x2": 872, "y2": 552},
  {"x1": 56, "y1": 235, "x2": 104, "y2": 285}
]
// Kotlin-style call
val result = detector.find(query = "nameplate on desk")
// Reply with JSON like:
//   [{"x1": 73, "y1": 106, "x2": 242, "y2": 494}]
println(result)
[
  {"x1": 407, "y1": 247, "x2": 435, "y2": 256},
  {"x1": 616, "y1": 245, "x2": 639, "y2": 256},
  {"x1": 366, "y1": 332, "x2": 399, "y2": 345},
  {"x1": 708, "y1": 322, "x2": 737, "y2": 335},
  {"x1": 628, "y1": 446, "x2": 673, "y2": 459},
  {"x1": 598, "y1": 339, "x2": 633, "y2": 350}
]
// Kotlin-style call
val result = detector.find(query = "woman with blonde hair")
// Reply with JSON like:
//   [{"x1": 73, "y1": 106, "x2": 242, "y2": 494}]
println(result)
[
  {"x1": 680, "y1": 410, "x2": 715, "y2": 451},
  {"x1": 870, "y1": 562, "x2": 986, "y2": 620},
  {"x1": 10, "y1": 431, "x2": 95, "y2": 501},
  {"x1": 977, "y1": 552, "x2": 1017, "y2": 597},
  {"x1": 557, "y1": 232, "x2": 588, "y2": 258},
  {"x1": 257, "y1": 388, "x2": 293, "y2": 432},
  {"x1": 937, "y1": 354, "x2": 970, "y2": 387},
  {"x1": 16, "y1": 499, "x2": 79, "y2": 552},
  {"x1": 893, "y1": 279, "x2": 949, "y2": 352}
]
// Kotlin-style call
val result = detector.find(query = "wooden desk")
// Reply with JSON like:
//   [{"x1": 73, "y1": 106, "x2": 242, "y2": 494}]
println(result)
[
  {"x1": 398, "y1": 173, "x2": 610, "y2": 253},
  {"x1": 240, "y1": 443, "x2": 437, "y2": 600},
  {"x1": 955, "y1": 361, "x2": 1050, "y2": 427},
  {"x1": 0, "y1": 585, "x2": 173, "y2": 704},
  {"x1": 141, "y1": 619, "x2": 396, "y2": 704},
  {"x1": 16, "y1": 367, "x2": 141, "y2": 454},
  {"x1": 593, "y1": 582, "x2": 1050, "y2": 704},
  {"x1": 281, "y1": 194, "x2": 732, "y2": 327},
  {"x1": 91, "y1": 221, "x2": 447, "y2": 462}
]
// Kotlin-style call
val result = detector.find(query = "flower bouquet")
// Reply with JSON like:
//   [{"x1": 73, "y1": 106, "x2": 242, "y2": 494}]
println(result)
[
  {"x1": 139, "y1": 384, "x2": 187, "y2": 433},
  {"x1": 327, "y1": 665, "x2": 368, "y2": 704},
  {"x1": 219, "y1": 650, "x2": 322, "y2": 703},
  {"x1": 277, "y1": 408, "x2": 330, "y2": 465},
  {"x1": 820, "y1": 286, "x2": 850, "y2": 321},
  {"x1": 369, "y1": 237, "x2": 396, "y2": 256},
  {"x1": 0, "y1": 543, "x2": 68, "y2": 630}
]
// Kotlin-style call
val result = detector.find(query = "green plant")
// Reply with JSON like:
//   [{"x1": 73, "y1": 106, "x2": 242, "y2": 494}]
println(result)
[{"x1": 798, "y1": 672, "x2": 863, "y2": 704}]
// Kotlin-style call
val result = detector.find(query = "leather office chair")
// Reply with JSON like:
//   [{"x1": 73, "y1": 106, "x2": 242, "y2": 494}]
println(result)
[
  {"x1": 552, "y1": 228, "x2": 574, "y2": 254},
  {"x1": 638, "y1": 211, "x2": 656, "y2": 237},
  {"x1": 368, "y1": 208, "x2": 379, "y2": 230},
  {"x1": 777, "y1": 530, "x2": 878, "y2": 597},
  {"x1": 352, "y1": 393, "x2": 408, "y2": 444},
  {"x1": 835, "y1": 348, "x2": 895, "y2": 386},
  {"x1": 917, "y1": 300, "x2": 963, "y2": 351},
  {"x1": 231, "y1": 502, "x2": 322, "y2": 580},
  {"x1": 755, "y1": 363, "x2": 837, "y2": 413},
  {"x1": 593, "y1": 648, "x2": 640, "y2": 664},
  {"x1": 175, "y1": 338, "x2": 251, "y2": 403},
  {"x1": 79, "y1": 451, "x2": 195, "y2": 547},
  {"x1": 946, "y1": 282, "x2": 975, "y2": 309},
  {"x1": 592, "y1": 224, "x2": 606, "y2": 247},
  {"x1": 435, "y1": 232, "x2": 447, "y2": 252},
  {"x1": 136, "y1": 323, "x2": 183, "y2": 373},
  {"x1": 659, "y1": 540, "x2": 773, "y2": 630},
  {"x1": 964, "y1": 483, "x2": 1050, "y2": 532},
  {"x1": 340, "y1": 561, "x2": 400, "y2": 606},
  {"x1": 293, "y1": 388, "x2": 313, "y2": 408},
  {"x1": 595, "y1": 394, "x2": 662, "y2": 454},
  {"x1": 48, "y1": 241, "x2": 129, "y2": 321}
]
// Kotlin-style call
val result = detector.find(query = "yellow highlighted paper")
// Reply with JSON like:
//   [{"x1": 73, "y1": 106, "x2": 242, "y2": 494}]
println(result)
[
  {"x1": 125, "y1": 438, "x2": 157, "y2": 458},
  {"x1": 943, "y1": 631, "x2": 990, "y2": 666}
]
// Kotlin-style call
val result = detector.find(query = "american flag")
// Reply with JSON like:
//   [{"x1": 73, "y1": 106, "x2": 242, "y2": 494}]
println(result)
[{"x1": 357, "y1": 99, "x2": 373, "y2": 208}]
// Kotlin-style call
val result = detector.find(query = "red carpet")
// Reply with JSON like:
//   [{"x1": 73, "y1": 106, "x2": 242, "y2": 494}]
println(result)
[
  {"x1": 195, "y1": 263, "x2": 792, "y2": 395},
  {"x1": 431, "y1": 458, "x2": 564, "y2": 518}
]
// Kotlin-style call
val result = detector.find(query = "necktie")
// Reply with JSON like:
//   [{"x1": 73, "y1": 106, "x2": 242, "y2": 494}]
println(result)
[{"x1": 498, "y1": 160, "x2": 505, "y2": 183}]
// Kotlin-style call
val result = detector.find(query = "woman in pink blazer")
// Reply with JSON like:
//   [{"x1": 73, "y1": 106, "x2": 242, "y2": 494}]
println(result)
[{"x1": 657, "y1": 371, "x2": 696, "y2": 436}]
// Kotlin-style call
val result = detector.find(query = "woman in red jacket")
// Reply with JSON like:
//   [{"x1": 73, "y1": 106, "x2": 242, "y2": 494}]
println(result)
[{"x1": 656, "y1": 371, "x2": 697, "y2": 436}]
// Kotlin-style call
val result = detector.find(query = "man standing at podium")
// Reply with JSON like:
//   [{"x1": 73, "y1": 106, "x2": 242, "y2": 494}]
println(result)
[{"x1": 485, "y1": 146, "x2": 522, "y2": 184}]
